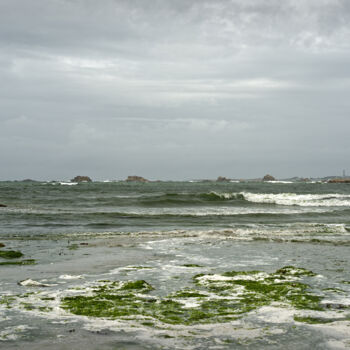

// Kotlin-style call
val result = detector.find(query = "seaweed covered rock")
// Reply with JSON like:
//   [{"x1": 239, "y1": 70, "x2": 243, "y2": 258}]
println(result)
[{"x1": 71, "y1": 176, "x2": 92, "y2": 183}]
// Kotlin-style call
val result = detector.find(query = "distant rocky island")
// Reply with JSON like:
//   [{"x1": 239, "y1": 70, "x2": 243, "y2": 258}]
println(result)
[
  {"x1": 215, "y1": 174, "x2": 277, "y2": 182},
  {"x1": 3, "y1": 173, "x2": 349, "y2": 183},
  {"x1": 216, "y1": 176, "x2": 231, "y2": 182},
  {"x1": 71, "y1": 176, "x2": 92, "y2": 183},
  {"x1": 125, "y1": 176, "x2": 149, "y2": 183},
  {"x1": 328, "y1": 178, "x2": 350, "y2": 183},
  {"x1": 262, "y1": 174, "x2": 276, "y2": 181}
]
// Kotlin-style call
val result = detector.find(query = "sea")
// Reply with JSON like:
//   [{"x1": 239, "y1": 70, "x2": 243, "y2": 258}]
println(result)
[{"x1": 0, "y1": 180, "x2": 350, "y2": 349}]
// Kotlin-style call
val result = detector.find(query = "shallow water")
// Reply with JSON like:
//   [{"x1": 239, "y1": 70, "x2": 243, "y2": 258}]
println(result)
[{"x1": 1, "y1": 181, "x2": 350, "y2": 349}]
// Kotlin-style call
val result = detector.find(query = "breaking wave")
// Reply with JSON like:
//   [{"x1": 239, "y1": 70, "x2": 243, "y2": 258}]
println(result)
[{"x1": 240, "y1": 192, "x2": 350, "y2": 207}]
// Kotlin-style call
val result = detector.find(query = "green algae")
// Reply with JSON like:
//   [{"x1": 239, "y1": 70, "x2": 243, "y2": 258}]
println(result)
[
  {"x1": 38, "y1": 306, "x2": 53, "y2": 312},
  {"x1": 120, "y1": 280, "x2": 153, "y2": 291},
  {"x1": 182, "y1": 264, "x2": 203, "y2": 268},
  {"x1": 171, "y1": 290, "x2": 207, "y2": 298},
  {"x1": 222, "y1": 270, "x2": 262, "y2": 277},
  {"x1": 0, "y1": 295, "x2": 16, "y2": 308},
  {"x1": 60, "y1": 266, "x2": 328, "y2": 326},
  {"x1": 68, "y1": 244, "x2": 79, "y2": 250},
  {"x1": 0, "y1": 259, "x2": 36, "y2": 266},
  {"x1": 274, "y1": 266, "x2": 316, "y2": 277},
  {"x1": 0, "y1": 250, "x2": 23, "y2": 259},
  {"x1": 20, "y1": 302, "x2": 35, "y2": 310},
  {"x1": 323, "y1": 287, "x2": 346, "y2": 293},
  {"x1": 294, "y1": 315, "x2": 336, "y2": 324}
]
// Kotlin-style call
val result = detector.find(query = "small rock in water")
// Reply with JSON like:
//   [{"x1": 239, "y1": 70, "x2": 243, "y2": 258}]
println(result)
[
  {"x1": 0, "y1": 204, "x2": 7, "y2": 207},
  {"x1": 0, "y1": 243, "x2": 5, "y2": 247}
]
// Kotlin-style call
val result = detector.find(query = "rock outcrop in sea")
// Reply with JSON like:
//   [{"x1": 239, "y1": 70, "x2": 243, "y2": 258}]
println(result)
[
  {"x1": 71, "y1": 176, "x2": 92, "y2": 183},
  {"x1": 328, "y1": 178, "x2": 350, "y2": 183},
  {"x1": 262, "y1": 174, "x2": 276, "y2": 181},
  {"x1": 216, "y1": 176, "x2": 230, "y2": 182},
  {"x1": 125, "y1": 176, "x2": 149, "y2": 183}
]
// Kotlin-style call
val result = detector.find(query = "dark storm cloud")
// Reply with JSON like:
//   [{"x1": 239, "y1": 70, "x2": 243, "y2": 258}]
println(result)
[{"x1": 1, "y1": 0, "x2": 350, "y2": 180}]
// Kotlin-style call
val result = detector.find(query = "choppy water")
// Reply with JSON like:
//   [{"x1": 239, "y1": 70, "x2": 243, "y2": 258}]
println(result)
[{"x1": 0, "y1": 181, "x2": 350, "y2": 349}]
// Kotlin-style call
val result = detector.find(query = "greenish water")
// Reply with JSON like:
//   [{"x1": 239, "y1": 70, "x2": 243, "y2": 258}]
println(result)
[{"x1": 0, "y1": 181, "x2": 350, "y2": 349}]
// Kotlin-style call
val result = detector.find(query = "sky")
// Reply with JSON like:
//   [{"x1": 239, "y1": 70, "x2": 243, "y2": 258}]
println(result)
[{"x1": 1, "y1": 0, "x2": 350, "y2": 181}]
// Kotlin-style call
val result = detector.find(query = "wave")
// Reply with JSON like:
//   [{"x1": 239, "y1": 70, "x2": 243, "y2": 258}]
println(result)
[
  {"x1": 1, "y1": 206, "x2": 330, "y2": 218},
  {"x1": 131, "y1": 191, "x2": 350, "y2": 207},
  {"x1": 5, "y1": 223, "x2": 349, "y2": 242},
  {"x1": 129, "y1": 223, "x2": 350, "y2": 244},
  {"x1": 127, "y1": 223, "x2": 350, "y2": 237},
  {"x1": 8, "y1": 187, "x2": 350, "y2": 208},
  {"x1": 241, "y1": 192, "x2": 350, "y2": 207},
  {"x1": 264, "y1": 181, "x2": 294, "y2": 184}
]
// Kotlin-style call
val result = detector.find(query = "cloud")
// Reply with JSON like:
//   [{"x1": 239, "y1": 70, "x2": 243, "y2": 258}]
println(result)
[{"x1": 1, "y1": 0, "x2": 350, "y2": 179}]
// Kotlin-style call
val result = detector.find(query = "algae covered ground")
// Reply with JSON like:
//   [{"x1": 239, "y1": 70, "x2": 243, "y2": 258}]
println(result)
[
  {"x1": 60, "y1": 266, "x2": 327, "y2": 325},
  {"x1": 1, "y1": 236, "x2": 350, "y2": 350}
]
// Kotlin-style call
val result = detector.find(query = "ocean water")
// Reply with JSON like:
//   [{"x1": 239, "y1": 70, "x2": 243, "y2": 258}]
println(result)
[{"x1": 0, "y1": 181, "x2": 350, "y2": 349}]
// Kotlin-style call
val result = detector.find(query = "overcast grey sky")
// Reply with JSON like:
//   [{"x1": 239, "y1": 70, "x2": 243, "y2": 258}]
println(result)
[{"x1": 1, "y1": 0, "x2": 350, "y2": 180}]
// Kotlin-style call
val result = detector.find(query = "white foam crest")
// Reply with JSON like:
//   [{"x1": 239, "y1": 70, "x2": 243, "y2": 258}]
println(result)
[
  {"x1": 59, "y1": 182, "x2": 78, "y2": 186},
  {"x1": 209, "y1": 191, "x2": 239, "y2": 199},
  {"x1": 241, "y1": 192, "x2": 350, "y2": 207},
  {"x1": 59, "y1": 274, "x2": 84, "y2": 280},
  {"x1": 265, "y1": 181, "x2": 294, "y2": 184},
  {"x1": 118, "y1": 206, "x2": 328, "y2": 216},
  {"x1": 18, "y1": 279, "x2": 56, "y2": 287},
  {"x1": 135, "y1": 223, "x2": 349, "y2": 240}
]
